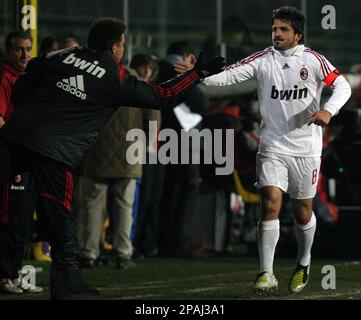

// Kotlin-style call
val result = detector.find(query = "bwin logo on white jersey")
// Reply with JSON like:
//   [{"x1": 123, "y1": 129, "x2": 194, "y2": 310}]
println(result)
[
  {"x1": 57, "y1": 75, "x2": 87, "y2": 100},
  {"x1": 62, "y1": 53, "x2": 106, "y2": 78},
  {"x1": 271, "y1": 85, "x2": 308, "y2": 100}
]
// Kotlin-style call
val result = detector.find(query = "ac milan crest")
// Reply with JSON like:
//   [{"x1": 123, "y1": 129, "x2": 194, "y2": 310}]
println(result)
[{"x1": 300, "y1": 67, "x2": 308, "y2": 80}]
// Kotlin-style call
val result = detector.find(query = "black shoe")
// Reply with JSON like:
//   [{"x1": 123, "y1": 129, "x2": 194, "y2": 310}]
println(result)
[
  {"x1": 53, "y1": 285, "x2": 101, "y2": 300},
  {"x1": 116, "y1": 258, "x2": 136, "y2": 270},
  {"x1": 96, "y1": 256, "x2": 112, "y2": 266},
  {"x1": 80, "y1": 257, "x2": 96, "y2": 269},
  {"x1": 143, "y1": 248, "x2": 159, "y2": 257},
  {"x1": 51, "y1": 266, "x2": 101, "y2": 300}
]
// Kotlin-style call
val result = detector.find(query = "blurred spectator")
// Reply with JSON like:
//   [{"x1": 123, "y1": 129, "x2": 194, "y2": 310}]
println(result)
[
  {"x1": 347, "y1": 64, "x2": 361, "y2": 108},
  {"x1": 62, "y1": 37, "x2": 80, "y2": 49},
  {"x1": 200, "y1": 18, "x2": 257, "y2": 252},
  {"x1": 319, "y1": 64, "x2": 361, "y2": 205},
  {"x1": 0, "y1": 31, "x2": 42, "y2": 294},
  {"x1": 202, "y1": 16, "x2": 253, "y2": 64},
  {"x1": 350, "y1": 64, "x2": 361, "y2": 75},
  {"x1": 201, "y1": 98, "x2": 260, "y2": 251},
  {"x1": 129, "y1": 53, "x2": 158, "y2": 82},
  {"x1": 126, "y1": 54, "x2": 163, "y2": 257},
  {"x1": 79, "y1": 60, "x2": 160, "y2": 269},
  {"x1": 157, "y1": 41, "x2": 208, "y2": 257},
  {"x1": 39, "y1": 35, "x2": 60, "y2": 55},
  {"x1": 129, "y1": 53, "x2": 159, "y2": 247}
]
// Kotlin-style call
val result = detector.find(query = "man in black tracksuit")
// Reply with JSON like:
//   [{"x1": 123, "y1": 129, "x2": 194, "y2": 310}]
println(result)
[{"x1": 0, "y1": 18, "x2": 225, "y2": 299}]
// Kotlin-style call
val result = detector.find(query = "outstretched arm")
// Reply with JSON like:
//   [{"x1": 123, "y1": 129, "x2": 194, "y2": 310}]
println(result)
[
  {"x1": 175, "y1": 51, "x2": 258, "y2": 86},
  {"x1": 118, "y1": 53, "x2": 225, "y2": 109},
  {"x1": 118, "y1": 69, "x2": 200, "y2": 109}
]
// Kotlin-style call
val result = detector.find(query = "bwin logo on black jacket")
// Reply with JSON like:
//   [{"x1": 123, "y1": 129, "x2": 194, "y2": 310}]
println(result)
[
  {"x1": 62, "y1": 53, "x2": 106, "y2": 78},
  {"x1": 57, "y1": 75, "x2": 87, "y2": 100},
  {"x1": 271, "y1": 85, "x2": 308, "y2": 100}
]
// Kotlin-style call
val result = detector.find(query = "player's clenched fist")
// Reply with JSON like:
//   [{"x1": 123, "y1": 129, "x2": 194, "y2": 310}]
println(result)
[{"x1": 307, "y1": 110, "x2": 332, "y2": 126}]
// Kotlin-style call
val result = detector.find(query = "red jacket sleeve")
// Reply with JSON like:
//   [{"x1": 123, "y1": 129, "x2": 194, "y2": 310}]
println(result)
[{"x1": 0, "y1": 74, "x2": 13, "y2": 120}]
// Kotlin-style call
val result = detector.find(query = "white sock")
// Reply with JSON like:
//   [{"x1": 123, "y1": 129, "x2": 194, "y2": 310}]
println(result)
[
  {"x1": 258, "y1": 219, "x2": 280, "y2": 274},
  {"x1": 294, "y1": 212, "x2": 317, "y2": 267}
]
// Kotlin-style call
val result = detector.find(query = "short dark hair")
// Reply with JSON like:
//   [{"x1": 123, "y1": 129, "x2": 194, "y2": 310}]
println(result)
[
  {"x1": 87, "y1": 18, "x2": 126, "y2": 51},
  {"x1": 166, "y1": 41, "x2": 193, "y2": 56},
  {"x1": 5, "y1": 31, "x2": 33, "y2": 52},
  {"x1": 272, "y1": 6, "x2": 305, "y2": 43},
  {"x1": 130, "y1": 54, "x2": 158, "y2": 71}
]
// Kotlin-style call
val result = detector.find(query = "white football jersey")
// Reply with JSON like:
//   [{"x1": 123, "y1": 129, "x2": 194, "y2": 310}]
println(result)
[{"x1": 203, "y1": 44, "x2": 351, "y2": 157}]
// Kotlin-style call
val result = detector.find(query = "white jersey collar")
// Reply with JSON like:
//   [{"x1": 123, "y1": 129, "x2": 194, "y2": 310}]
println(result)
[{"x1": 272, "y1": 44, "x2": 304, "y2": 57}]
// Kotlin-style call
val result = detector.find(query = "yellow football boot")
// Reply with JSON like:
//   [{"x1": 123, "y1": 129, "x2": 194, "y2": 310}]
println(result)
[
  {"x1": 289, "y1": 264, "x2": 309, "y2": 294},
  {"x1": 254, "y1": 271, "x2": 278, "y2": 295}
]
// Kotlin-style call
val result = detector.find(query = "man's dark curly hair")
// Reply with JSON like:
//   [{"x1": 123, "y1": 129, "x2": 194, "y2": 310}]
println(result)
[
  {"x1": 272, "y1": 6, "x2": 305, "y2": 43},
  {"x1": 87, "y1": 18, "x2": 126, "y2": 51}
]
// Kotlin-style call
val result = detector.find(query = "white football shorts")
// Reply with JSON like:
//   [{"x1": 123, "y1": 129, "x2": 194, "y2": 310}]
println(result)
[{"x1": 255, "y1": 152, "x2": 321, "y2": 199}]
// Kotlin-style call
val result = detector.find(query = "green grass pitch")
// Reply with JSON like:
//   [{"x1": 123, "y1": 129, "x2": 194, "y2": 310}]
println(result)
[{"x1": 1, "y1": 253, "x2": 361, "y2": 300}]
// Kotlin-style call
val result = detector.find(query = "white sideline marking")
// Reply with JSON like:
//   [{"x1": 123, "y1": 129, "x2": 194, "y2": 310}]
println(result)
[
  {"x1": 109, "y1": 286, "x2": 227, "y2": 299},
  {"x1": 180, "y1": 285, "x2": 227, "y2": 293},
  {"x1": 98, "y1": 284, "x2": 361, "y2": 300},
  {"x1": 96, "y1": 271, "x2": 249, "y2": 291},
  {"x1": 340, "y1": 261, "x2": 361, "y2": 266},
  {"x1": 138, "y1": 267, "x2": 293, "y2": 286},
  {"x1": 297, "y1": 289, "x2": 361, "y2": 300},
  {"x1": 120, "y1": 294, "x2": 164, "y2": 300},
  {"x1": 97, "y1": 284, "x2": 169, "y2": 291}
]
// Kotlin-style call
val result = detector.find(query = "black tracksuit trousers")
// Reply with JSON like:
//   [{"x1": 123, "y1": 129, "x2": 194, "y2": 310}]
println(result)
[
  {"x1": 0, "y1": 138, "x2": 93, "y2": 299},
  {"x1": 0, "y1": 173, "x2": 36, "y2": 280}
]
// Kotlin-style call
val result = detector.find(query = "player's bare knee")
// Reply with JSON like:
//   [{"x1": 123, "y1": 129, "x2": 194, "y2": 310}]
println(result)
[
  {"x1": 293, "y1": 205, "x2": 312, "y2": 225},
  {"x1": 262, "y1": 201, "x2": 278, "y2": 216},
  {"x1": 292, "y1": 198, "x2": 313, "y2": 224},
  {"x1": 261, "y1": 193, "x2": 282, "y2": 219},
  {"x1": 294, "y1": 215, "x2": 311, "y2": 225}
]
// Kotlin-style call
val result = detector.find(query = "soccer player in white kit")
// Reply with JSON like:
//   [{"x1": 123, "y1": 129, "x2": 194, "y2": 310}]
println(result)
[{"x1": 175, "y1": 6, "x2": 352, "y2": 294}]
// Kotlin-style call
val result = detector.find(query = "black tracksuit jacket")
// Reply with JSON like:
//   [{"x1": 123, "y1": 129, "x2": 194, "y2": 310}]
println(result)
[{"x1": 0, "y1": 47, "x2": 200, "y2": 168}]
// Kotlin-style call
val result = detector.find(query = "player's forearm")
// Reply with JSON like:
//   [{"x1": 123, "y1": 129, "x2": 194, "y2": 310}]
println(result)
[
  {"x1": 152, "y1": 70, "x2": 201, "y2": 108},
  {"x1": 201, "y1": 71, "x2": 231, "y2": 86},
  {"x1": 202, "y1": 65, "x2": 254, "y2": 87},
  {"x1": 118, "y1": 69, "x2": 201, "y2": 110},
  {"x1": 323, "y1": 75, "x2": 352, "y2": 116}
]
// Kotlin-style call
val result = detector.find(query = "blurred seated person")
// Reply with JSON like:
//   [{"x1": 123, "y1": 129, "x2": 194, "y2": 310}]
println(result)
[
  {"x1": 62, "y1": 37, "x2": 80, "y2": 49},
  {"x1": 202, "y1": 15, "x2": 253, "y2": 64},
  {"x1": 39, "y1": 35, "x2": 60, "y2": 55}
]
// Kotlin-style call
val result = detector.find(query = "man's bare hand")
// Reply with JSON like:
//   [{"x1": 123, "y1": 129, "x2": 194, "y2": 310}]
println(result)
[
  {"x1": 307, "y1": 110, "x2": 332, "y2": 126},
  {"x1": 0, "y1": 116, "x2": 5, "y2": 128},
  {"x1": 173, "y1": 54, "x2": 196, "y2": 74}
]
